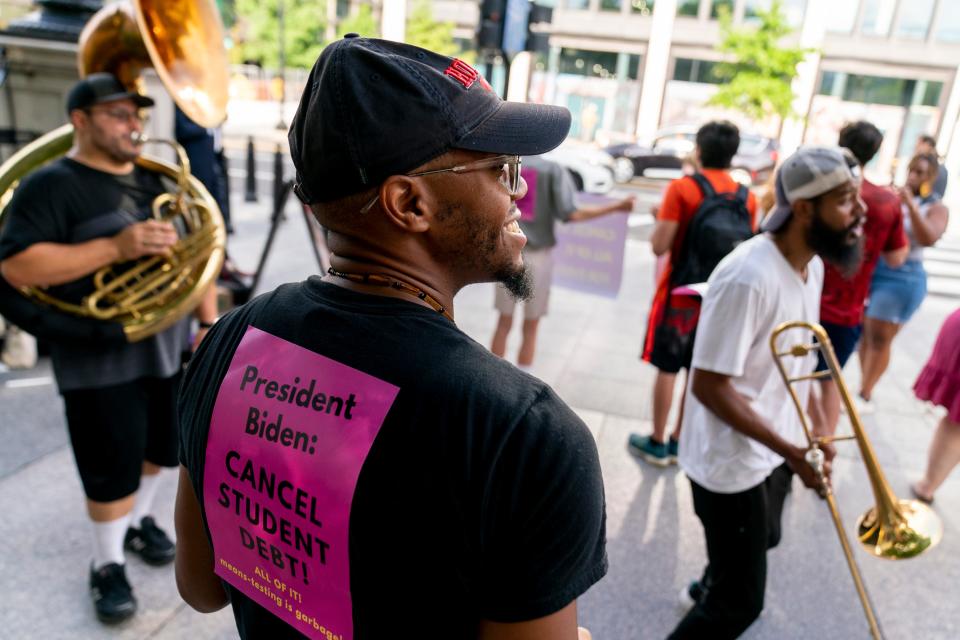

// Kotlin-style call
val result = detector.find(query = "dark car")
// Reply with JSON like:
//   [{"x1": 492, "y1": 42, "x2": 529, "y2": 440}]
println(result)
[{"x1": 605, "y1": 126, "x2": 779, "y2": 185}]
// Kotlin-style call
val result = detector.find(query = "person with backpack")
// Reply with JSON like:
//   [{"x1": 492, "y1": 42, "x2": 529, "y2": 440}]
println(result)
[{"x1": 630, "y1": 121, "x2": 757, "y2": 466}]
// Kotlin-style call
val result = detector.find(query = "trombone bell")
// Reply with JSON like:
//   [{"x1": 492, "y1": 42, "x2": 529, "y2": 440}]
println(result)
[{"x1": 858, "y1": 499, "x2": 942, "y2": 559}]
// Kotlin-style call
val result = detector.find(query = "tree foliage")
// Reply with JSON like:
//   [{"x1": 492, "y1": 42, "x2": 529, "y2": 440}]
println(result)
[
  {"x1": 231, "y1": 0, "x2": 326, "y2": 69},
  {"x1": 337, "y1": 4, "x2": 379, "y2": 39},
  {"x1": 708, "y1": 1, "x2": 813, "y2": 122},
  {"x1": 405, "y1": 0, "x2": 458, "y2": 57},
  {"x1": 231, "y1": 0, "x2": 466, "y2": 70}
]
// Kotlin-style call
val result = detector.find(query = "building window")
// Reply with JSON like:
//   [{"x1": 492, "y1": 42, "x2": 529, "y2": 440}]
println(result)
[
  {"x1": 600, "y1": 0, "x2": 621, "y2": 11},
  {"x1": 631, "y1": 0, "x2": 655, "y2": 14},
  {"x1": 895, "y1": 0, "x2": 934, "y2": 39},
  {"x1": 558, "y1": 48, "x2": 641, "y2": 80},
  {"x1": 817, "y1": 71, "x2": 943, "y2": 108},
  {"x1": 860, "y1": 0, "x2": 896, "y2": 37},
  {"x1": 744, "y1": 0, "x2": 806, "y2": 27},
  {"x1": 566, "y1": 0, "x2": 590, "y2": 9},
  {"x1": 934, "y1": 3, "x2": 960, "y2": 42},
  {"x1": 826, "y1": 0, "x2": 859, "y2": 33},
  {"x1": 677, "y1": 0, "x2": 700, "y2": 16},
  {"x1": 673, "y1": 58, "x2": 721, "y2": 84},
  {"x1": 710, "y1": 0, "x2": 733, "y2": 18}
]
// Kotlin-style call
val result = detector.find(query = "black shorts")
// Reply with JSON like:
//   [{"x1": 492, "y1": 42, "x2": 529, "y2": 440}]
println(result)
[
  {"x1": 815, "y1": 321, "x2": 863, "y2": 372},
  {"x1": 62, "y1": 373, "x2": 181, "y2": 502},
  {"x1": 646, "y1": 293, "x2": 701, "y2": 374}
]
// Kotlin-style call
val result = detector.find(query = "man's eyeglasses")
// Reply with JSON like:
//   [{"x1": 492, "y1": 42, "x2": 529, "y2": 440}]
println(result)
[
  {"x1": 87, "y1": 107, "x2": 146, "y2": 125},
  {"x1": 360, "y1": 154, "x2": 522, "y2": 214}
]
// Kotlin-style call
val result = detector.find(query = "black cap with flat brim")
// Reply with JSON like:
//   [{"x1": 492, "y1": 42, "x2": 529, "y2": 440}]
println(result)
[
  {"x1": 456, "y1": 101, "x2": 571, "y2": 157},
  {"x1": 289, "y1": 35, "x2": 571, "y2": 204},
  {"x1": 66, "y1": 72, "x2": 155, "y2": 115}
]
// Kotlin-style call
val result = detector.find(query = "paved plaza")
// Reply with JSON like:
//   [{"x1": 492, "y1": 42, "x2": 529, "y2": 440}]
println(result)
[{"x1": 1, "y1": 123, "x2": 959, "y2": 638}]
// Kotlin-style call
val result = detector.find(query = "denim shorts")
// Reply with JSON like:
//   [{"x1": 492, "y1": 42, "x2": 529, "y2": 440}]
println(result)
[
  {"x1": 815, "y1": 321, "x2": 862, "y2": 371},
  {"x1": 865, "y1": 259, "x2": 927, "y2": 325}
]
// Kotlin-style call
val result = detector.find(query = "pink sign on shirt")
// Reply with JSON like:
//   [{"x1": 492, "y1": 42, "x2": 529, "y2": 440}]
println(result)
[
  {"x1": 203, "y1": 326, "x2": 399, "y2": 640},
  {"x1": 517, "y1": 166, "x2": 538, "y2": 221}
]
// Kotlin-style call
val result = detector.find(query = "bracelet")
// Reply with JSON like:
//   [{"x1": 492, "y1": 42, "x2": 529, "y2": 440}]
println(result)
[{"x1": 198, "y1": 320, "x2": 216, "y2": 330}]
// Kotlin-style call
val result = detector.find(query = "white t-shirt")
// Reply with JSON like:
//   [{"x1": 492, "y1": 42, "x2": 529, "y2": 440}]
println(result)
[{"x1": 678, "y1": 234, "x2": 824, "y2": 494}]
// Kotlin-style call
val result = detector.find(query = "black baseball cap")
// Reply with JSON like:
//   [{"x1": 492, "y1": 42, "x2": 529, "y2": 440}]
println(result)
[
  {"x1": 65, "y1": 72, "x2": 155, "y2": 115},
  {"x1": 289, "y1": 35, "x2": 572, "y2": 204}
]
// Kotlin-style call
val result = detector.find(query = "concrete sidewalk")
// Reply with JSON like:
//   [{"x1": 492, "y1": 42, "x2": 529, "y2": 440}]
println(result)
[{"x1": 1, "y1": 187, "x2": 959, "y2": 638}]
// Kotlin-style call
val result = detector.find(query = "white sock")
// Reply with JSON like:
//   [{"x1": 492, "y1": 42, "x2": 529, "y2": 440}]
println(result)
[
  {"x1": 129, "y1": 472, "x2": 163, "y2": 526},
  {"x1": 92, "y1": 515, "x2": 131, "y2": 569}
]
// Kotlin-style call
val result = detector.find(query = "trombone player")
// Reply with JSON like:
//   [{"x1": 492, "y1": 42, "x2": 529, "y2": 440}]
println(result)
[
  {"x1": 668, "y1": 147, "x2": 865, "y2": 639},
  {"x1": 0, "y1": 73, "x2": 218, "y2": 624}
]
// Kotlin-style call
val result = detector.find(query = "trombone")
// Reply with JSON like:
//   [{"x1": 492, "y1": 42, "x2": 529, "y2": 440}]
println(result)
[{"x1": 770, "y1": 321, "x2": 942, "y2": 640}]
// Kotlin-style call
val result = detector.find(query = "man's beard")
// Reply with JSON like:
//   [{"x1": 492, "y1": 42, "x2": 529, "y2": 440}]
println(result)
[
  {"x1": 496, "y1": 263, "x2": 533, "y2": 301},
  {"x1": 807, "y1": 206, "x2": 864, "y2": 277},
  {"x1": 441, "y1": 201, "x2": 534, "y2": 300}
]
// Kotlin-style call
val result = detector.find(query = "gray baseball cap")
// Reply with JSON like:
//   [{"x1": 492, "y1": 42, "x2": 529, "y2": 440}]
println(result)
[{"x1": 761, "y1": 146, "x2": 860, "y2": 232}]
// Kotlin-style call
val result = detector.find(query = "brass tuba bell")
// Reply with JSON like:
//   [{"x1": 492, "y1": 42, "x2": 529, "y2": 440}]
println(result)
[{"x1": 0, "y1": 0, "x2": 229, "y2": 343}]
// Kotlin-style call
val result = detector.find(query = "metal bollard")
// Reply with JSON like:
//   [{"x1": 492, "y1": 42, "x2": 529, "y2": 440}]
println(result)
[
  {"x1": 272, "y1": 143, "x2": 286, "y2": 220},
  {"x1": 244, "y1": 136, "x2": 257, "y2": 202}
]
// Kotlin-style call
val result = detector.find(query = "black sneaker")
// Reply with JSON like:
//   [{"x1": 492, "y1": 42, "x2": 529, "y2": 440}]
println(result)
[
  {"x1": 90, "y1": 562, "x2": 137, "y2": 624},
  {"x1": 124, "y1": 516, "x2": 176, "y2": 566}
]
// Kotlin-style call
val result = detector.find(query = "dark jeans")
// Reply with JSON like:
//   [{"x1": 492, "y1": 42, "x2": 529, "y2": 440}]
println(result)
[{"x1": 668, "y1": 463, "x2": 794, "y2": 640}]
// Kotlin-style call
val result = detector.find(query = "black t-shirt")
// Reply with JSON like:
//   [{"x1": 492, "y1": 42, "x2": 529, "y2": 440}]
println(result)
[
  {"x1": 178, "y1": 279, "x2": 607, "y2": 639},
  {"x1": 0, "y1": 158, "x2": 190, "y2": 390}
]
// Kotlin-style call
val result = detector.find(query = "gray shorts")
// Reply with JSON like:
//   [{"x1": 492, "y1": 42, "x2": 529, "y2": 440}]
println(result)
[{"x1": 494, "y1": 247, "x2": 554, "y2": 319}]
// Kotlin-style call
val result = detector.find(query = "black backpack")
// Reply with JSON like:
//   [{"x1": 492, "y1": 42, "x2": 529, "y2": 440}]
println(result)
[{"x1": 670, "y1": 172, "x2": 753, "y2": 286}]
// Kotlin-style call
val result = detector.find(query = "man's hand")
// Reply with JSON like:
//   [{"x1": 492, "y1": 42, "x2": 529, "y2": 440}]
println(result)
[
  {"x1": 896, "y1": 186, "x2": 915, "y2": 208},
  {"x1": 784, "y1": 444, "x2": 830, "y2": 497},
  {"x1": 614, "y1": 195, "x2": 636, "y2": 212},
  {"x1": 113, "y1": 220, "x2": 178, "y2": 260}
]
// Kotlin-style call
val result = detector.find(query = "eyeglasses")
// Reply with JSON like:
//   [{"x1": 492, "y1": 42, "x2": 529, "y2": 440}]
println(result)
[
  {"x1": 88, "y1": 107, "x2": 145, "y2": 125},
  {"x1": 360, "y1": 154, "x2": 522, "y2": 213}
]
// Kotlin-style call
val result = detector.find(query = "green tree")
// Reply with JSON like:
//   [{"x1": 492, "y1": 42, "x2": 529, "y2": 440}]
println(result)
[
  {"x1": 405, "y1": 0, "x2": 458, "y2": 56},
  {"x1": 708, "y1": 1, "x2": 813, "y2": 123},
  {"x1": 232, "y1": 0, "x2": 326, "y2": 69},
  {"x1": 336, "y1": 3, "x2": 379, "y2": 39}
]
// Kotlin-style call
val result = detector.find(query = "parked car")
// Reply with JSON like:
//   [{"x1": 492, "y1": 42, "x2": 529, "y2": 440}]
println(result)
[
  {"x1": 605, "y1": 125, "x2": 778, "y2": 185},
  {"x1": 540, "y1": 142, "x2": 626, "y2": 194}
]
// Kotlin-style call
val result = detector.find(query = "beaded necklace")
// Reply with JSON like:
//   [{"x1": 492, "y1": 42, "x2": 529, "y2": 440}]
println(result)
[{"x1": 327, "y1": 267, "x2": 453, "y2": 322}]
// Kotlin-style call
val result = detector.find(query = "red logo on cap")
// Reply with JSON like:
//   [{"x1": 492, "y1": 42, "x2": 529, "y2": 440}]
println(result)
[{"x1": 444, "y1": 59, "x2": 480, "y2": 89}]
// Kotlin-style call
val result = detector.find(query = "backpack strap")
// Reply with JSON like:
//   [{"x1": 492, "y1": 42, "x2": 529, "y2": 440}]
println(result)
[
  {"x1": 734, "y1": 184, "x2": 748, "y2": 204},
  {"x1": 690, "y1": 172, "x2": 716, "y2": 199}
]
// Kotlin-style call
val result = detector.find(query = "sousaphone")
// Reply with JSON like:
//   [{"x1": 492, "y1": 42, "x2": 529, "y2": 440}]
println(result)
[{"x1": 0, "y1": 0, "x2": 229, "y2": 343}]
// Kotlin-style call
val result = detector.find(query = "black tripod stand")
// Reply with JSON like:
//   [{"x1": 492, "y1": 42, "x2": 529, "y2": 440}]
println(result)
[{"x1": 226, "y1": 178, "x2": 328, "y2": 305}]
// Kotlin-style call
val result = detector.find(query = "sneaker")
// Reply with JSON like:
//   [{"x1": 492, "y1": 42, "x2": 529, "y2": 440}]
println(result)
[
  {"x1": 677, "y1": 580, "x2": 707, "y2": 611},
  {"x1": 628, "y1": 434, "x2": 671, "y2": 467},
  {"x1": 667, "y1": 438, "x2": 679, "y2": 464},
  {"x1": 854, "y1": 395, "x2": 875, "y2": 416},
  {"x1": 124, "y1": 516, "x2": 175, "y2": 566},
  {"x1": 90, "y1": 562, "x2": 137, "y2": 624}
]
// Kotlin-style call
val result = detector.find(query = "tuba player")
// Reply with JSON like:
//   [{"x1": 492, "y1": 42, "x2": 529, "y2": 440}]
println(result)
[{"x1": 0, "y1": 73, "x2": 218, "y2": 624}]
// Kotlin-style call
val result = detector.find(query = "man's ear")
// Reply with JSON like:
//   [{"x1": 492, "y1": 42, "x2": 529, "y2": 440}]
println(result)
[
  {"x1": 379, "y1": 175, "x2": 435, "y2": 233},
  {"x1": 792, "y1": 199, "x2": 814, "y2": 226},
  {"x1": 69, "y1": 109, "x2": 87, "y2": 132}
]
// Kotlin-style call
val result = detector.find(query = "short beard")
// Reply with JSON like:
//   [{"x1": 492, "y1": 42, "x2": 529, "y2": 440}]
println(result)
[
  {"x1": 497, "y1": 264, "x2": 533, "y2": 301},
  {"x1": 807, "y1": 206, "x2": 864, "y2": 277}
]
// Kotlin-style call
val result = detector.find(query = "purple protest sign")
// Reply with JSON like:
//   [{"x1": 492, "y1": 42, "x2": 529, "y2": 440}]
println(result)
[
  {"x1": 203, "y1": 326, "x2": 399, "y2": 640},
  {"x1": 553, "y1": 193, "x2": 629, "y2": 298},
  {"x1": 517, "y1": 166, "x2": 538, "y2": 222}
]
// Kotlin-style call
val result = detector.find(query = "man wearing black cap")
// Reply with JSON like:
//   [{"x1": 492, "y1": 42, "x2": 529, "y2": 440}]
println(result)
[
  {"x1": 174, "y1": 37, "x2": 606, "y2": 639},
  {"x1": 0, "y1": 72, "x2": 218, "y2": 624},
  {"x1": 669, "y1": 146, "x2": 865, "y2": 639}
]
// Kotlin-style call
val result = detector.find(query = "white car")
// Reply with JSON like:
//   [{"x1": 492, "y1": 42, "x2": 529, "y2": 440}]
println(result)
[{"x1": 541, "y1": 143, "x2": 627, "y2": 194}]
